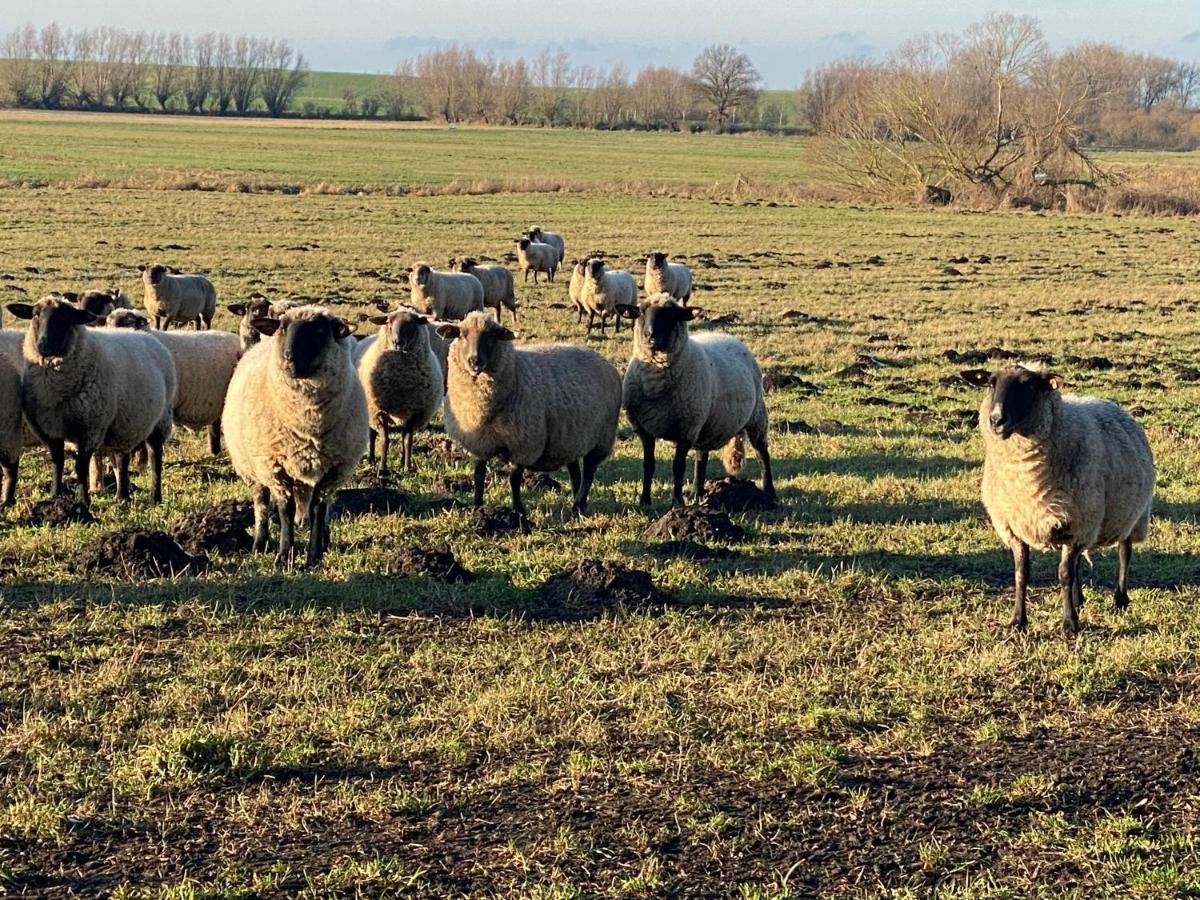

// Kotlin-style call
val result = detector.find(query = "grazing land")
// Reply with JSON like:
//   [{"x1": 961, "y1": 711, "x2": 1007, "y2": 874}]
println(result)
[{"x1": 2, "y1": 112, "x2": 1200, "y2": 896}]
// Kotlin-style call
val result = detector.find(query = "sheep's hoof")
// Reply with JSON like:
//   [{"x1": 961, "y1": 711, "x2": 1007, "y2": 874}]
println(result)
[
  {"x1": 1113, "y1": 591, "x2": 1130, "y2": 611},
  {"x1": 570, "y1": 503, "x2": 588, "y2": 518},
  {"x1": 273, "y1": 552, "x2": 295, "y2": 572},
  {"x1": 1061, "y1": 618, "x2": 1080, "y2": 639},
  {"x1": 377, "y1": 468, "x2": 391, "y2": 482},
  {"x1": 517, "y1": 512, "x2": 533, "y2": 535},
  {"x1": 1009, "y1": 616, "x2": 1027, "y2": 630}
]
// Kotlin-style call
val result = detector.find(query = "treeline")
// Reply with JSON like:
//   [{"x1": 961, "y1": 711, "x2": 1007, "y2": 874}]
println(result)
[{"x1": 0, "y1": 23, "x2": 307, "y2": 115}]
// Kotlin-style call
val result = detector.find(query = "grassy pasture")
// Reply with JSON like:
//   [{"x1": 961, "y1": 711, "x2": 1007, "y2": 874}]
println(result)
[{"x1": 2, "y1": 115, "x2": 1200, "y2": 896}]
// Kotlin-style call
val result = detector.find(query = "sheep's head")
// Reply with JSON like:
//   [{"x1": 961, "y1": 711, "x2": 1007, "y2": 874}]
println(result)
[
  {"x1": 460, "y1": 257, "x2": 478, "y2": 271},
  {"x1": 255, "y1": 307, "x2": 354, "y2": 379},
  {"x1": 106, "y1": 309, "x2": 150, "y2": 330},
  {"x1": 6, "y1": 295, "x2": 96, "y2": 361},
  {"x1": 409, "y1": 263, "x2": 433, "y2": 288},
  {"x1": 517, "y1": 238, "x2": 532, "y2": 252},
  {"x1": 80, "y1": 289, "x2": 120, "y2": 319},
  {"x1": 630, "y1": 294, "x2": 694, "y2": 359},
  {"x1": 369, "y1": 305, "x2": 433, "y2": 352},
  {"x1": 648, "y1": 251, "x2": 668, "y2": 270},
  {"x1": 528, "y1": 227, "x2": 544, "y2": 241},
  {"x1": 587, "y1": 258, "x2": 606, "y2": 281},
  {"x1": 961, "y1": 365, "x2": 1063, "y2": 440},
  {"x1": 437, "y1": 311, "x2": 513, "y2": 378},
  {"x1": 139, "y1": 263, "x2": 168, "y2": 286}
]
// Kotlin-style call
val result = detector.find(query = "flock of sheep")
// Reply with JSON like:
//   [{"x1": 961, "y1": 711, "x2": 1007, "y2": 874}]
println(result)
[{"x1": 0, "y1": 225, "x2": 1157, "y2": 635}]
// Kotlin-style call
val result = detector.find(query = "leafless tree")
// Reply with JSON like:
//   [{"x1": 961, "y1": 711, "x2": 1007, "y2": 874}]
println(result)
[
  {"x1": 211, "y1": 33, "x2": 235, "y2": 113},
  {"x1": 380, "y1": 60, "x2": 416, "y2": 120},
  {"x1": 532, "y1": 47, "x2": 572, "y2": 125},
  {"x1": 494, "y1": 58, "x2": 530, "y2": 124},
  {"x1": 690, "y1": 43, "x2": 759, "y2": 131},
  {"x1": 109, "y1": 29, "x2": 148, "y2": 109},
  {"x1": 259, "y1": 39, "x2": 307, "y2": 116},
  {"x1": 33, "y1": 23, "x2": 74, "y2": 108},
  {"x1": 416, "y1": 46, "x2": 466, "y2": 121},
  {"x1": 229, "y1": 35, "x2": 263, "y2": 114},
  {"x1": 150, "y1": 32, "x2": 185, "y2": 110},
  {"x1": 631, "y1": 66, "x2": 691, "y2": 129},
  {"x1": 184, "y1": 32, "x2": 217, "y2": 113},
  {"x1": 0, "y1": 24, "x2": 39, "y2": 106},
  {"x1": 595, "y1": 63, "x2": 630, "y2": 126}
]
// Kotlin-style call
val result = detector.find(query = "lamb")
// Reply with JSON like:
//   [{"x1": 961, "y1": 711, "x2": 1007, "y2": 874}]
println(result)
[
  {"x1": 408, "y1": 262, "x2": 484, "y2": 321},
  {"x1": 229, "y1": 296, "x2": 299, "y2": 354},
  {"x1": 139, "y1": 264, "x2": 217, "y2": 331},
  {"x1": 223, "y1": 305, "x2": 368, "y2": 568},
  {"x1": 451, "y1": 257, "x2": 519, "y2": 323},
  {"x1": 353, "y1": 306, "x2": 444, "y2": 478},
  {"x1": 437, "y1": 311, "x2": 621, "y2": 530},
  {"x1": 515, "y1": 238, "x2": 558, "y2": 284},
  {"x1": 581, "y1": 258, "x2": 637, "y2": 334},
  {"x1": 567, "y1": 259, "x2": 588, "y2": 324},
  {"x1": 961, "y1": 364, "x2": 1155, "y2": 636},
  {"x1": 644, "y1": 252, "x2": 693, "y2": 302},
  {"x1": 7, "y1": 295, "x2": 176, "y2": 505},
  {"x1": 103, "y1": 309, "x2": 240, "y2": 455},
  {"x1": 620, "y1": 294, "x2": 775, "y2": 508},
  {"x1": 525, "y1": 226, "x2": 565, "y2": 263}
]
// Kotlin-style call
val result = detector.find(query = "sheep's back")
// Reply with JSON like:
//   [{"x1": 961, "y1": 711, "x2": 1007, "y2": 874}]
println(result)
[
  {"x1": 154, "y1": 329, "x2": 240, "y2": 429},
  {"x1": 689, "y1": 333, "x2": 764, "y2": 449},
  {"x1": 515, "y1": 345, "x2": 620, "y2": 467},
  {"x1": 96, "y1": 330, "x2": 176, "y2": 452}
]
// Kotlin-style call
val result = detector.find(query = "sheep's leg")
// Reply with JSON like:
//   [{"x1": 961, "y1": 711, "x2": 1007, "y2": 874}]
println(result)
[
  {"x1": 75, "y1": 448, "x2": 93, "y2": 507},
  {"x1": 193, "y1": 317, "x2": 201, "y2": 331},
  {"x1": 638, "y1": 432, "x2": 656, "y2": 507},
  {"x1": 1114, "y1": 538, "x2": 1132, "y2": 610},
  {"x1": 586, "y1": 310, "x2": 596, "y2": 334},
  {"x1": 0, "y1": 458, "x2": 17, "y2": 506},
  {"x1": 115, "y1": 452, "x2": 132, "y2": 501},
  {"x1": 567, "y1": 460, "x2": 582, "y2": 500},
  {"x1": 276, "y1": 491, "x2": 297, "y2": 569},
  {"x1": 693, "y1": 450, "x2": 709, "y2": 503},
  {"x1": 576, "y1": 449, "x2": 603, "y2": 514},
  {"x1": 671, "y1": 442, "x2": 691, "y2": 508},
  {"x1": 146, "y1": 434, "x2": 165, "y2": 504},
  {"x1": 472, "y1": 459, "x2": 487, "y2": 507},
  {"x1": 48, "y1": 439, "x2": 65, "y2": 497},
  {"x1": 305, "y1": 497, "x2": 328, "y2": 568},
  {"x1": 367, "y1": 429, "x2": 377, "y2": 465},
  {"x1": 1010, "y1": 541, "x2": 1030, "y2": 630},
  {"x1": 88, "y1": 456, "x2": 106, "y2": 495},
  {"x1": 509, "y1": 464, "x2": 532, "y2": 533},
  {"x1": 251, "y1": 486, "x2": 271, "y2": 553},
  {"x1": 403, "y1": 432, "x2": 415, "y2": 473},
  {"x1": 522, "y1": 269, "x2": 529, "y2": 284},
  {"x1": 614, "y1": 312, "x2": 622, "y2": 334},
  {"x1": 207, "y1": 422, "x2": 221, "y2": 456},
  {"x1": 378, "y1": 427, "x2": 391, "y2": 480},
  {"x1": 1059, "y1": 545, "x2": 1081, "y2": 636},
  {"x1": 747, "y1": 428, "x2": 775, "y2": 502}
]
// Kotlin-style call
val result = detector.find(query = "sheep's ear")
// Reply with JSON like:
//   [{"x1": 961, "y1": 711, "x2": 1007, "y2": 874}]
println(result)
[
  {"x1": 6, "y1": 303, "x2": 33, "y2": 320},
  {"x1": 616, "y1": 304, "x2": 639, "y2": 321},
  {"x1": 333, "y1": 319, "x2": 356, "y2": 339},
  {"x1": 137, "y1": 264, "x2": 147, "y2": 272},
  {"x1": 1042, "y1": 373, "x2": 1065, "y2": 392},
  {"x1": 61, "y1": 291, "x2": 78, "y2": 302},
  {"x1": 251, "y1": 316, "x2": 280, "y2": 336},
  {"x1": 228, "y1": 303, "x2": 248, "y2": 316},
  {"x1": 436, "y1": 323, "x2": 461, "y2": 340},
  {"x1": 67, "y1": 306, "x2": 96, "y2": 325},
  {"x1": 495, "y1": 326, "x2": 515, "y2": 341},
  {"x1": 168, "y1": 266, "x2": 181, "y2": 274},
  {"x1": 959, "y1": 369, "x2": 992, "y2": 387},
  {"x1": 681, "y1": 306, "x2": 698, "y2": 320},
  {"x1": 367, "y1": 314, "x2": 389, "y2": 326}
]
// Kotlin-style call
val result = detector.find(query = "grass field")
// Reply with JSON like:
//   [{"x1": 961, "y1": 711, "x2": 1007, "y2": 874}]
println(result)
[{"x1": 2, "y1": 113, "x2": 1200, "y2": 896}]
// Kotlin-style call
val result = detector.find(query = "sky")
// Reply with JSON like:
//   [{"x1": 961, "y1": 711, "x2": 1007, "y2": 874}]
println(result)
[{"x1": 6, "y1": 1, "x2": 1199, "y2": 87}]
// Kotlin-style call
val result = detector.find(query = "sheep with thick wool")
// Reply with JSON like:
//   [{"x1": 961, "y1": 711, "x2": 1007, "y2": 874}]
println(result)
[
  {"x1": 229, "y1": 296, "x2": 300, "y2": 355},
  {"x1": 621, "y1": 294, "x2": 774, "y2": 508},
  {"x1": 408, "y1": 262, "x2": 484, "y2": 321},
  {"x1": 581, "y1": 258, "x2": 637, "y2": 334},
  {"x1": 525, "y1": 226, "x2": 565, "y2": 263},
  {"x1": 452, "y1": 257, "x2": 519, "y2": 323},
  {"x1": 567, "y1": 259, "x2": 588, "y2": 324},
  {"x1": 438, "y1": 311, "x2": 621, "y2": 530},
  {"x1": 139, "y1": 264, "x2": 217, "y2": 331},
  {"x1": 353, "y1": 306, "x2": 444, "y2": 478},
  {"x1": 7, "y1": 295, "x2": 175, "y2": 505},
  {"x1": 515, "y1": 238, "x2": 558, "y2": 284},
  {"x1": 223, "y1": 305, "x2": 368, "y2": 568},
  {"x1": 644, "y1": 252, "x2": 693, "y2": 301},
  {"x1": 962, "y1": 364, "x2": 1155, "y2": 636}
]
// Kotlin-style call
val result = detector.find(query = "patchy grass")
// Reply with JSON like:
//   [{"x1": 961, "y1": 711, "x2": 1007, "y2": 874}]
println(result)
[{"x1": 2, "y1": 124, "x2": 1200, "y2": 895}]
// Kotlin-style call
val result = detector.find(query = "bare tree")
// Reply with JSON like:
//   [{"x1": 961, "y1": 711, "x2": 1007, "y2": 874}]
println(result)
[
  {"x1": 229, "y1": 35, "x2": 263, "y2": 114},
  {"x1": 460, "y1": 50, "x2": 497, "y2": 121},
  {"x1": 417, "y1": 46, "x2": 465, "y2": 121},
  {"x1": 259, "y1": 38, "x2": 307, "y2": 116},
  {"x1": 595, "y1": 63, "x2": 630, "y2": 126},
  {"x1": 800, "y1": 59, "x2": 873, "y2": 133},
  {"x1": 35, "y1": 23, "x2": 74, "y2": 108},
  {"x1": 150, "y1": 32, "x2": 185, "y2": 110},
  {"x1": 631, "y1": 65, "x2": 691, "y2": 129},
  {"x1": 494, "y1": 58, "x2": 530, "y2": 124},
  {"x1": 690, "y1": 43, "x2": 759, "y2": 131},
  {"x1": 380, "y1": 60, "x2": 416, "y2": 120},
  {"x1": 109, "y1": 29, "x2": 148, "y2": 109},
  {"x1": 532, "y1": 47, "x2": 572, "y2": 125},
  {"x1": 212, "y1": 33, "x2": 234, "y2": 113},
  {"x1": 0, "y1": 24, "x2": 39, "y2": 106},
  {"x1": 184, "y1": 32, "x2": 217, "y2": 113}
]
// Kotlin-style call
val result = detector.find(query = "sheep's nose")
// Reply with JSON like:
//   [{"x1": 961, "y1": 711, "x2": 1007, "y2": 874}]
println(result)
[
  {"x1": 988, "y1": 407, "x2": 1009, "y2": 434},
  {"x1": 467, "y1": 354, "x2": 482, "y2": 371}
]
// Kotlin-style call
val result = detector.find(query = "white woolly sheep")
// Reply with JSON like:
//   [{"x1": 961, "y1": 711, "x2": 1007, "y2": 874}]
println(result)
[
  {"x1": 437, "y1": 311, "x2": 621, "y2": 530},
  {"x1": 567, "y1": 259, "x2": 588, "y2": 324},
  {"x1": 961, "y1": 364, "x2": 1155, "y2": 636},
  {"x1": 408, "y1": 262, "x2": 485, "y2": 321},
  {"x1": 644, "y1": 252, "x2": 693, "y2": 302},
  {"x1": 223, "y1": 305, "x2": 368, "y2": 568},
  {"x1": 452, "y1": 257, "x2": 519, "y2": 323},
  {"x1": 7, "y1": 295, "x2": 176, "y2": 505},
  {"x1": 525, "y1": 226, "x2": 565, "y2": 263},
  {"x1": 139, "y1": 264, "x2": 217, "y2": 331},
  {"x1": 229, "y1": 296, "x2": 299, "y2": 355},
  {"x1": 353, "y1": 306, "x2": 444, "y2": 478},
  {"x1": 515, "y1": 238, "x2": 558, "y2": 284},
  {"x1": 620, "y1": 294, "x2": 774, "y2": 508},
  {"x1": 581, "y1": 258, "x2": 638, "y2": 334}
]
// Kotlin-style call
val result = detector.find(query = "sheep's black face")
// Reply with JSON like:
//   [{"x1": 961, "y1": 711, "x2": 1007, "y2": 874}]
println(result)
[
  {"x1": 966, "y1": 366, "x2": 1059, "y2": 439},
  {"x1": 518, "y1": 238, "x2": 532, "y2": 252},
  {"x1": 80, "y1": 291, "x2": 114, "y2": 317},
  {"x1": 459, "y1": 321, "x2": 513, "y2": 377},
  {"x1": 32, "y1": 300, "x2": 95, "y2": 359},
  {"x1": 650, "y1": 252, "x2": 667, "y2": 269},
  {"x1": 413, "y1": 265, "x2": 431, "y2": 287},
  {"x1": 109, "y1": 310, "x2": 149, "y2": 330},
  {"x1": 281, "y1": 316, "x2": 339, "y2": 378},
  {"x1": 388, "y1": 311, "x2": 426, "y2": 351},
  {"x1": 588, "y1": 260, "x2": 605, "y2": 280},
  {"x1": 642, "y1": 303, "x2": 691, "y2": 354},
  {"x1": 147, "y1": 265, "x2": 166, "y2": 285}
]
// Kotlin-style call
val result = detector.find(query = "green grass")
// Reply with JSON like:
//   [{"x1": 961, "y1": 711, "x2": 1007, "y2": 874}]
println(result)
[{"x1": 2, "y1": 119, "x2": 1200, "y2": 895}]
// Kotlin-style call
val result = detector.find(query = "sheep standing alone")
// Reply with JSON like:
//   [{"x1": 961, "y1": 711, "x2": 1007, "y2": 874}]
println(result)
[
  {"x1": 354, "y1": 306, "x2": 444, "y2": 477},
  {"x1": 408, "y1": 262, "x2": 484, "y2": 321},
  {"x1": 644, "y1": 252, "x2": 693, "y2": 302},
  {"x1": 139, "y1": 264, "x2": 217, "y2": 331},
  {"x1": 961, "y1": 365, "x2": 1155, "y2": 635},
  {"x1": 515, "y1": 238, "x2": 558, "y2": 284},
  {"x1": 581, "y1": 258, "x2": 637, "y2": 334},
  {"x1": 223, "y1": 306, "x2": 368, "y2": 567},
  {"x1": 525, "y1": 227, "x2": 565, "y2": 263},
  {"x1": 438, "y1": 311, "x2": 621, "y2": 530},
  {"x1": 452, "y1": 257, "x2": 519, "y2": 323},
  {"x1": 7, "y1": 296, "x2": 175, "y2": 505},
  {"x1": 621, "y1": 294, "x2": 775, "y2": 508}
]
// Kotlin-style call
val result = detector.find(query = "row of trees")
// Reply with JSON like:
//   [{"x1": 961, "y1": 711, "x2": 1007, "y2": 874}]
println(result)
[{"x1": 0, "y1": 23, "x2": 307, "y2": 115}]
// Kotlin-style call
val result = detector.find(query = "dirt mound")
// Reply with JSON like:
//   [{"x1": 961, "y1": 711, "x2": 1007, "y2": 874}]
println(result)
[
  {"x1": 644, "y1": 506, "x2": 745, "y2": 543},
  {"x1": 472, "y1": 505, "x2": 528, "y2": 536},
  {"x1": 539, "y1": 560, "x2": 666, "y2": 617},
  {"x1": 392, "y1": 544, "x2": 475, "y2": 583},
  {"x1": 329, "y1": 487, "x2": 410, "y2": 518},
  {"x1": 702, "y1": 478, "x2": 776, "y2": 513},
  {"x1": 647, "y1": 540, "x2": 736, "y2": 560},
  {"x1": 762, "y1": 370, "x2": 821, "y2": 394},
  {"x1": 84, "y1": 530, "x2": 208, "y2": 579},
  {"x1": 522, "y1": 472, "x2": 565, "y2": 493},
  {"x1": 942, "y1": 347, "x2": 1020, "y2": 365},
  {"x1": 24, "y1": 496, "x2": 96, "y2": 527},
  {"x1": 171, "y1": 501, "x2": 253, "y2": 554}
]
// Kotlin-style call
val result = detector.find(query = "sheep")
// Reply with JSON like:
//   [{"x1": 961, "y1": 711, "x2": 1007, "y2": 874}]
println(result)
[
  {"x1": 139, "y1": 264, "x2": 217, "y2": 331},
  {"x1": 7, "y1": 295, "x2": 176, "y2": 505},
  {"x1": 223, "y1": 305, "x2": 368, "y2": 568},
  {"x1": 644, "y1": 252, "x2": 693, "y2": 302},
  {"x1": 0, "y1": 347, "x2": 23, "y2": 505},
  {"x1": 961, "y1": 364, "x2": 1155, "y2": 636},
  {"x1": 408, "y1": 262, "x2": 484, "y2": 321},
  {"x1": 103, "y1": 309, "x2": 240, "y2": 455},
  {"x1": 620, "y1": 294, "x2": 775, "y2": 509},
  {"x1": 525, "y1": 226, "x2": 565, "y2": 263},
  {"x1": 515, "y1": 238, "x2": 558, "y2": 284},
  {"x1": 353, "y1": 306, "x2": 444, "y2": 478},
  {"x1": 451, "y1": 257, "x2": 519, "y2": 323},
  {"x1": 71, "y1": 287, "x2": 133, "y2": 319},
  {"x1": 229, "y1": 296, "x2": 299, "y2": 354},
  {"x1": 567, "y1": 259, "x2": 588, "y2": 324},
  {"x1": 437, "y1": 311, "x2": 621, "y2": 530},
  {"x1": 581, "y1": 258, "x2": 637, "y2": 334}
]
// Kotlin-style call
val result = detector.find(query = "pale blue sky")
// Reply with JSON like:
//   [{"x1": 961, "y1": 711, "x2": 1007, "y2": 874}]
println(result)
[{"x1": 8, "y1": 1, "x2": 1199, "y2": 86}]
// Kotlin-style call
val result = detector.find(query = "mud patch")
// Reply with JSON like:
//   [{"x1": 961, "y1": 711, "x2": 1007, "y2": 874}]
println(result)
[
  {"x1": 645, "y1": 506, "x2": 745, "y2": 543},
  {"x1": 702, "y1": 478, "x2": 776, "y2": 513},
  {"x1": 83, "y1": 531, "x2": 208, "y2": 579},
  {"x1": 472, "y1": 505, "x2": 527, "y2": 536},
  {"x1": 763, "y1": 370, "x2": 822, "y2": 394},
  {"x1": 24, "y1": 496, "x2": 97, "y2": 527},
  {"x1": 171, "y1": 501, "x2": 254, "y2": 555},
  {"x1": 391, "y1": 544, "x2": 475, "y2": 583},
  {"x1": 538, "y1": 560, "x2": 666, "y2": 618},
  {"x1": 943, "y1": 347, "x2": 1021, "y2": 365},
  {"x1": 330, "y1": 487, "x2": 411, "y2": 518},
  {"x1": 647, "y1": 540, "x2": 737, "y2": 560}
]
